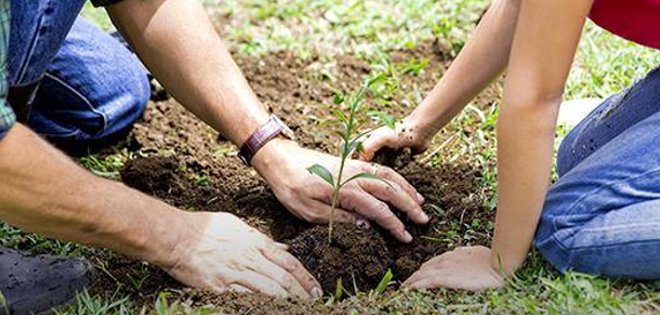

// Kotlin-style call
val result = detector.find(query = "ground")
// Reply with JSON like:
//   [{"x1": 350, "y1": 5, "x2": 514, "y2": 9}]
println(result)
[{"x1": 2, "y1": 0, "x2": 658, "y2": 314}]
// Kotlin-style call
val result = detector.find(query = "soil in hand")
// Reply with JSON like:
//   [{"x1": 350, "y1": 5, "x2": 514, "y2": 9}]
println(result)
[
  {"x1": 289, "y1": 223, "x2": 394, "y2": 293},
  {"x1": 371, "y1": 147, "x2": 414, "y2": 169}
]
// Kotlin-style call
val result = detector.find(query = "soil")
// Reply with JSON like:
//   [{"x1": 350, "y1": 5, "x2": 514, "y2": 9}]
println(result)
[
  {"x1": 289, "y1": 223, "x2": 394, "y2": 293},
  {"x1": 371, "y1": 147, "x2": 414, "y2": 169},
  {"x1": 86, "y1": 41, "x2": 498, "y2": 313}
]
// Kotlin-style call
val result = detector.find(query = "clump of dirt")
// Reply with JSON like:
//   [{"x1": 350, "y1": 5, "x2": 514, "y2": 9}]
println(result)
[
  {"x1": 121, "y1": 156, "x2": 181, "y2": 194},
  {"x1": 371, "y1": 147, "x2": 414, "y2": 169},
  {"x1": 289, "y1": 223, "x2": 394, "y2": 293}
]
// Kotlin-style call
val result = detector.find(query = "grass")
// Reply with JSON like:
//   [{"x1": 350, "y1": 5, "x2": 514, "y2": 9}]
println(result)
[{"x1": 18, "y1": 1, "x2": 660, "y2": 313}]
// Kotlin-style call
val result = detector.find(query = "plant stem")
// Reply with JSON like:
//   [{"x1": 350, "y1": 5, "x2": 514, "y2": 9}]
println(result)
[
  {"x1": 328, "y1": 82, "x2": 368, "y2": 243},
  {"x1": 328, "y1": 151, "x2": 348, "y2": 242}
]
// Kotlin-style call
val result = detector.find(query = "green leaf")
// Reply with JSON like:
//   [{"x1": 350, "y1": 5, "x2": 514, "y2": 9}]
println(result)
[
  {"x1": 332, "y1": 92, "x2": 345, "y2": 105},
  {"x1": 366, "y1": 74, "x2": 387, "y2": 87},
  {"x1": 374, "y1": 269, "x2": 393, "y2": 295},
  {"x1": 368, "y1": 111, "x2": 396, "y2": 129},
  {"x1": 306, "y1": 164, "x2": 334, "y2": 187},
  {"x1": 342, "y1": 172, "x2": 392, "y2": 188},
  {"x1": 331, "y1": 108, "x2": 347, "y2": 122},
  {"x1": 335, "y1": 278, "x2": 344, "y2": 300}
]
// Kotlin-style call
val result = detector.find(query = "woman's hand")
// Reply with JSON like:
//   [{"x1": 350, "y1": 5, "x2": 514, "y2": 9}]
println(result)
[
  {"x1": 360, "y1": 117, "x2": 431, "y2": 161},
  {"x1": 403, "y1": 246, "x2": 504, "y2": 291},
  {"x1": 166, "y1": 212, "x2": 323, "y2": 299}
]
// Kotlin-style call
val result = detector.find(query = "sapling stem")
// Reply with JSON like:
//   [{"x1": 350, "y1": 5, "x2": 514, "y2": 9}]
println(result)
[{"x1": 306, "y1": 76, "x2": 394, "y2": 244}]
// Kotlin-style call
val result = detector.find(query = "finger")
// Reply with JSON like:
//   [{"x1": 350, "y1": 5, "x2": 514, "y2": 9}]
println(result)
[
  {"x1": 402, "y1": 270, "x2": 425, "y2": 287},
  {"x1": 226, "y1": 284, "x2": 253, "y2": 293},
  {"x1": 231, "y1": 271, "x2": 289, "y2": 297},
  {"x1": 308, "y1": 199, "x2": 358, "y2": 225},
  {"x1": 262, "y1": 244, "x2": 323, "y2": 299},
  {"x1": 339, "y1": 189, "x2": 411, "y2": 242},
  {"x1": 403, "y1": 272, "x2": 445, "y2": 289},
  {"x1": 359, "y1": 177, "x2": 426, "y2": 227},
  {"x1": 275, "y1": 242, "x2": 290, "y2": 250},
  {"x1": 251, "y1": 253, "x2": 311, "y2": 299},
  {"x1": 360, "y1": 132, "x2": 397, "y2": 161},
  {"x1": 373, "y1": 164, "x2": 426, "y2": 206}
]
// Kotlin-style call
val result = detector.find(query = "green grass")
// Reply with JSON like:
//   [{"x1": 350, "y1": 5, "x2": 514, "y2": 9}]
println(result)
[{"x1": 35, "y1": 1, "x2": 660, "y2": 314}]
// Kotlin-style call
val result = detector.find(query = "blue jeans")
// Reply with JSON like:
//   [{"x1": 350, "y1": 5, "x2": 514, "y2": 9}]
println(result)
[
  {"x1": 8, "y1": 0, "x2": 149, "y2": 143},
  {"x1": 534, "y1": 66, "x2": 660, "y2": 280}
]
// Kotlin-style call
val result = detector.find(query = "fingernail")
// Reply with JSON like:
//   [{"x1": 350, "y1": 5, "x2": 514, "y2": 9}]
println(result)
[
  {"x1": 416, "y1": 193, "x2": 425, "y2": 204},
  {"x1": 403, "y1": 231, "x2": 413, "y2": 243},
  {"x1": 420, "y1": 211, "x2": 430, "y2": 223},
  {"x1": 356, "y1": 218, "x2": 371, "y2": 229},
  {"x1": 311, "y1": 287, "x2": 323, "y2": 299}
]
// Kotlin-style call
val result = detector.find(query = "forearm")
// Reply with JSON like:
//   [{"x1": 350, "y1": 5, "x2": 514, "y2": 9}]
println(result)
[
  {"x1": 0, "y1": 125, "x2": 186, "y2": 268},
  {"x1": 107, "y1": 0, "x2": 269, "y2": 146},
  {"x1": 409, "y1": 0, "x2": 521, "y2": 137},
  {"x1": 491, "y1": 101, "x2": 558, "y2": 273}
]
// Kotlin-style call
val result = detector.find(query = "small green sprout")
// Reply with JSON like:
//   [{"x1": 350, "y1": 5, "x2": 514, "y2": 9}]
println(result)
[{"x1": 306, "y1": 76, "x2": 394, "y2": 242}]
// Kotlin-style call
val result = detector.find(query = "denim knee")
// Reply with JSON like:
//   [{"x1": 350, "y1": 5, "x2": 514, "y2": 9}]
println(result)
[
  {"x1": 534, "y1": 210, "x2": 572, "y2": 274},
  {"x1": 29, "y1": 17, "x2": 150, "y2": 141}
]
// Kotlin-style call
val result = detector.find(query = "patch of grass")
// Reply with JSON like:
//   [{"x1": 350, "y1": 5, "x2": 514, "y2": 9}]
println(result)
[
  {"x1": 80, "y1": 2, "x2": 113, "y2": 31},
  {"x1": 79, "y1": 153, "x2": 128, "y2": 180},
  {"x1": 55, "y1": 291, "x2": 133, "y2": 315},
  {"x1": 208, "y1": 0, "x2": 484, "y2": 58},
  {"x1": 567, "y1": 21, "x2": 660, "y2": 99}
]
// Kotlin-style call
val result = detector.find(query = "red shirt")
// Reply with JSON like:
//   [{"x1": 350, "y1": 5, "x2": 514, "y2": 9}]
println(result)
[{"x1": 590, "y1": 0, "x2": 660, "y2": 49}]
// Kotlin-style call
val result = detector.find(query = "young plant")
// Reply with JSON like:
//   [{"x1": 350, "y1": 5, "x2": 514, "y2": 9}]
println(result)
[{"x1": 306, "y1": 76, "x2": 393, "y2": 242}]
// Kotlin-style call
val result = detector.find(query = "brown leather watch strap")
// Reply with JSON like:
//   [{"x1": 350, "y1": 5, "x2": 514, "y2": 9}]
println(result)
[{"x1": 238, "y1": 115, "x2": 295, "y2": 165}]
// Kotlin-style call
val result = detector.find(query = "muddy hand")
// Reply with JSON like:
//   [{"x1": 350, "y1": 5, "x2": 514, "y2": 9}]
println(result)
[
  {"x1": 252, "y1": 138, "x2": 429, "y2": 243},
  {"x1": 360, "y1": 117, "x2": 430, "y2": 162},
  {"x1": 165, "y1": 212, "x2": 323, "y2": 299}
]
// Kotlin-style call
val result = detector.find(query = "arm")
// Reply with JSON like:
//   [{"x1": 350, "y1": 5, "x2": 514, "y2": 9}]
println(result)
[
  {"x1": 493, "y1": 0, "x2": 592, "y2": 274},
  {"x1": 106, "y1": 0, "x2": 428, "y2": 242},
  {"x1": 0, "y1": 125, "x2": 320, "y2": 297},
  {"x1": 362, "y1": 0, "x2": 522, "y2": 157},
  {"x1": 404, "y1": 0, "x2": 593, "y2": 290}
]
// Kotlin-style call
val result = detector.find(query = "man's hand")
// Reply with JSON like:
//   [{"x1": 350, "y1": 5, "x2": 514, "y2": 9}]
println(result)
[
  {"x1": 403, "y1": 246, "x2": 505, "y2": 291},
  {"x1": 360, "y1": 118, "x2": 431, "y2": 162},
  {"x1": 252, "y1": 138, "x2": 428, "y2": 243},
  {"x1": 166, "y1": 211, "x2": 322, "y2": 298}
]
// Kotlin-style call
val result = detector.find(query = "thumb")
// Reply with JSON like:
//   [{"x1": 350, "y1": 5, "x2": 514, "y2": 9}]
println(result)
[{"x1": 360, "y1": 133, "x2": 393, "y2": 161}]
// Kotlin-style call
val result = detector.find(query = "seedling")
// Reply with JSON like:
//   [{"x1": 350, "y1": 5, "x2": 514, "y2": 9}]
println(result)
[{"x1": 306, "y1": 76, "x2": 394, "y2": 242}]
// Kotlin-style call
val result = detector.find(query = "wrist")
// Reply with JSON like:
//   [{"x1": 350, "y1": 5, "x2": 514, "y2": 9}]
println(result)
[
  {"x1": 402, "y1": 112, "x2": 436, "y2": 144},
  {"x1": 143, "y1": 208, "x2": 198, "y2": 270},
  {"x1": 488, "y1": 247, "x2": 522, "y2": 277},
  {"x1": 250, "y1": 137, "x2": 300, "y2": 179}
]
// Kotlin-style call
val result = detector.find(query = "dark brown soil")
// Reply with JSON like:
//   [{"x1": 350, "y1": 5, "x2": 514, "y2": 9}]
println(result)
[
  {"x1": 289, "y1": 223, "x2": 394, "y2": 293},
  {"x1": 371, "y1": 147, "x2": 414, "y2": 169},
  {"x1": 87, "y1": 41, "x2": 498, "y2": 313}
]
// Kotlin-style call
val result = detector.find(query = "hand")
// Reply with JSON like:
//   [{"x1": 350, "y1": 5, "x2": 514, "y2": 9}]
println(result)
[
  {"x1": 165, "y1": 212, "x2": 322, "y2": 298},
  {"x1": 360, "y1": 117, "x2": 431, "y2": 161},
  {"x1": 252, "y1": 138, "x2": 428, "y2": 243},
  {"x1": 403, "y1": 246, "x2": 505, "y2": 291}
]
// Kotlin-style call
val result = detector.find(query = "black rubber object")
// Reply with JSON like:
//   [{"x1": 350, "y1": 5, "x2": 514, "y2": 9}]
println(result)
[{"x1": 0, "y1": 248, "x2": 94, "y2": 315}]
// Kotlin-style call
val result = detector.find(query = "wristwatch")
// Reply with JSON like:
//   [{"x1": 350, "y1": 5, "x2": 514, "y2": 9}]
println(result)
[{"x1": 238, "y1": 115, "x2": 296, "y2": 166}]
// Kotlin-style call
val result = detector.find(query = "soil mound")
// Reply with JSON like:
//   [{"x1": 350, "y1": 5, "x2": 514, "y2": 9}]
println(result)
[{"x1": 290, "y1": 223, "x2": 394, "y2": 293}]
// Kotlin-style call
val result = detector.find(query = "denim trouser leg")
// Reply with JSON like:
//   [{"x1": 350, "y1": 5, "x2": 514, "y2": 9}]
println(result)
[
  {"x1": 28, "y1": 17, "x2": 149, "y2": 141},
  {"x1": 8, "y1": 0, "x2": 149, "y2": 143},
  {"x1": 534, "y1": 67, "x2": 660, "y2": 279}
]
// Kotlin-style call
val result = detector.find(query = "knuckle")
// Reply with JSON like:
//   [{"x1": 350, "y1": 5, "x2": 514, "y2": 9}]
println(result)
[{"x1": 305, "y1": 213, "x2": 325, "y2": 224}]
